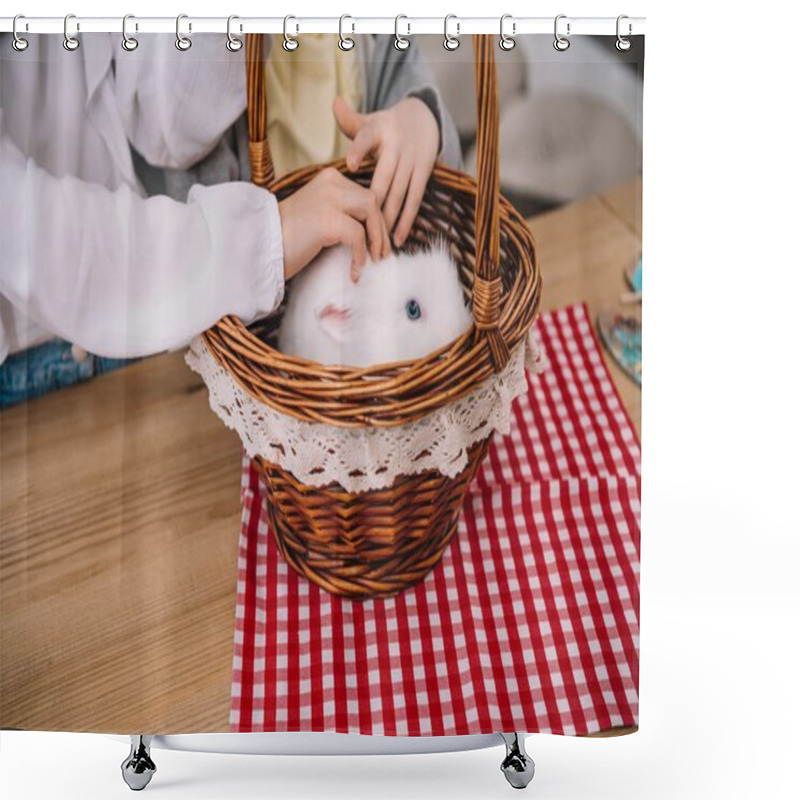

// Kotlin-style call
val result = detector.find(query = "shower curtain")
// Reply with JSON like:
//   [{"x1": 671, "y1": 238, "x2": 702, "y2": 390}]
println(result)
[{"x1": 0, "y1": 27, "x2": 643, "y2": 744}]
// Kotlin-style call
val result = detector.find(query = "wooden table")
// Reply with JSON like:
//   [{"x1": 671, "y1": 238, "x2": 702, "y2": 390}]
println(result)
[
  {"x1": 0, "y1": 177, "x2": 642, "y2": 733},
  {"x1": 532, "y1": 177, "x2": 642, "y2": 435}
]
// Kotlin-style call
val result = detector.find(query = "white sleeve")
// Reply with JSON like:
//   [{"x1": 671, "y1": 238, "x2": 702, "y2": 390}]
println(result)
[
  {"x1": 0, "y1": 118, "x2": 284, "y2": 360},
  {"x1": 113, "y1": 33, "x2": 248, "y2": 170}
]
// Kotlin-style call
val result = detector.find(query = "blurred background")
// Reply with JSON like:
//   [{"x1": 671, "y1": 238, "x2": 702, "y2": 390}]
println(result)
[{"x1": 417, "y1": 34, "x2": 643, "y2": 216}]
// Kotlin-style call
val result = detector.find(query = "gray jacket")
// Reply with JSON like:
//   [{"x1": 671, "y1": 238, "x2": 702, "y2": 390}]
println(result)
[{"x1": 137, "y1": 35, "x2": 461, "y2": 201}]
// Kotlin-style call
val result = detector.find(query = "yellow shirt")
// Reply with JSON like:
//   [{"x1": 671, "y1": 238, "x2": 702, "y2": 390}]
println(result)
[{"x1": 266, "y1": 34, "x2": 364, "y2": 176}]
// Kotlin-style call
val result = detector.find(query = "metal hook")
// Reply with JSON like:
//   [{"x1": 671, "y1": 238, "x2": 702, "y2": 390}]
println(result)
[
  {"x1": 499, "y1": 14, "x2": 516, "y2": 51},
  {"x1": 338, "y1": 14, "x2": 355, "y2": 51},
  {"x1": 394, "y1": 15, "x2": 410, "y2": 51},
  {"x1": 63, "y1": 13, "x2": 80, "y2": 51},
  {"x1": 283, "y1": 15, "x2": 299, "y2": 51},
  {"x1": 175, "y1": 14, "x2": 192, "y2": 51},
  {"x1": 616, "y1": 14, "x2": 632, "y2": 51},
  {"x1": 122, "y1": 14, "x2": 139, "y2": 51},
  {"x1": 443, "y1": 14, "x2": 460, "y2": 51},
  {"x1": 554, "y1": 14, "x2": 570, "y2": 51},
  {"x1": 12, "y1": 14, "x2": 28, "y2": 51},
  {"x1": 226, "y1": 15, "x2": 242, "y2": 52}
]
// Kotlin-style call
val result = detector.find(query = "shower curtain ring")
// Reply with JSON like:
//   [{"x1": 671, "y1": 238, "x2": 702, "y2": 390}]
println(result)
[
  {"x1": 63, "y1": 13, "x2": 80, "y2": 51},
  {"x1": 616, "y1": 15, "x2": 632, "y2": 51},
  {"x1": 499, "y1": 14, "x2": 516, "y2": 50},
  {"x1": 339, "y1": 15, "x2": 355, "y2": 51},
  {"x1": 12, "y1": 15, "x2": 29, "y2": 51},
  {"x1": 443, "y1": 14, "x2": 460, "y2": 51},
  {"x1": 226, "y1": 15, "x2": 243, "y2": 52},
  {"x1": 553, "y1": 14, "x2": 570, "y2": 51},
  {"x1": 175, "y1": 14, "x2": 192, "y2": 51},
  {"x1": 394, "y1": 15, "x2": 410, "y2": 51},
  {"x1": 122, "y1": 14, "x2": 139, "y2": 51},
  {"x1": 283, "y1": 15, "x2": 299, "y2": 51}
]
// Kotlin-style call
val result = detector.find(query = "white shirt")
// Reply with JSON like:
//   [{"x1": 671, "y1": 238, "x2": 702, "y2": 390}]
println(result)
[{"x1": 0, "y1": 33, "x2": 284, "y2": 363}]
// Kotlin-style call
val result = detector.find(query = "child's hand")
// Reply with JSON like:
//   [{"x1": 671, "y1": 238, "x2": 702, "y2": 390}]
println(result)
[
  {"x1": 333, "y1": 95, "x2": 440, "y2": 248},
  {"x1": 279, "y1": 168, "x2": 391, "y2": 282}
]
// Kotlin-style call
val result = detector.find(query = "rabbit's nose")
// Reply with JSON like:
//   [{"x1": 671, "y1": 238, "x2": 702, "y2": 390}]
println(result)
[{"x1": 318, "y1": 304, "x2": 351, "y2": 324}]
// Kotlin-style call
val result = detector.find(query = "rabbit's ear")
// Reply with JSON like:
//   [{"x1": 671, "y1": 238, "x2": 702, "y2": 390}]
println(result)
[{"x1": 316, "y1": 303, "x2": 352, "y2": 342}]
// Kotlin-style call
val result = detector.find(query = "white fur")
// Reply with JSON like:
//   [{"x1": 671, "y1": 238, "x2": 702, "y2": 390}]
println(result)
[{"x1": 278, "y1": 244, "x2": 473, "y2": 368}]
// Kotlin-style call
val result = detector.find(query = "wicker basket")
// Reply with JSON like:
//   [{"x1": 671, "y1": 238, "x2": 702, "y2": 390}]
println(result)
[{"x1": 202, "y1": 34, "x2": 542, "y2": 599}]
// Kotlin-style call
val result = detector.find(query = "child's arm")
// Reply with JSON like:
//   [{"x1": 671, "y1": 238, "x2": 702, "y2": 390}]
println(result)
[
  {"x1": 0, "y1": 122, "x2": 386, "y2": 361},
  {"x1": 0, "y1": 121, "x2": 282, "y2": 360}
]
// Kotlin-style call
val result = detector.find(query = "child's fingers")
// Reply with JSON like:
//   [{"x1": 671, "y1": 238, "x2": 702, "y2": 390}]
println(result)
[
  {"x1": 340, "y1": 184, "x2": 387, "y2": 262},
  {"x1": 394, "y1": 168, "x2": 428, "y2": 247},
  {"x1": 332, "y1": 95, "x2": 365, "y2": 140},
  {"x1": 346, "y1": 124, "x2": 380, "y2": 172},
  {"x1": 382, "y1": 156, "x2": 414, "y2": 236},
  {"x1": 369, "y1": 148, "x2": 399, "y2": 208},
  {"x1": 364, "y1": 203, "x2": 389, "y2": 263},
  {"x1": 372, "y1": 208, "x2": 391, "y2": 261},
  {"x1": 338, "y1": 216, "x2": 368, "y2": 280},
  {"x1": 380, "y1": 211, "x2": 391, "y2": 258}
]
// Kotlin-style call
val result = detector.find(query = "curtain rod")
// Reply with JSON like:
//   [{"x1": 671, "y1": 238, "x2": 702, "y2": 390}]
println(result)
[{"x1": 0, "y1": 16, "x2": 646, "y2": 36}]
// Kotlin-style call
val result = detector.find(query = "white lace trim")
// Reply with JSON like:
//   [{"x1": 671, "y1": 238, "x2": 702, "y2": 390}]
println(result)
[{"x1": 185, "y1": 333, "x2": 547, "y2": 493}]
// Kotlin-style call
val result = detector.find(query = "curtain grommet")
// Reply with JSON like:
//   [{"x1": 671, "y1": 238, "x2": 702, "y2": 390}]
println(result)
[
  {"x1": 175, "y1": 13, "x2": 192, "y2": 51},
  {"x1": 616, "y1": 14, "x2": 632, "y2": 51},
  {"x1": 394, "y1": 15, "x2": 410, "y2": 51},
  {"x1": 338, "y1": 14, "x2": 355, "y2": 51},
  {"x1": 499, "y1": 14, "x2": 516, "y2": 51},
  {"x1": 12, "y1": 14, "x2": 29, "y2": 51},
  {"x1": 121, "y1": 14, "x2": 139, "y2": 51},
  {"x1": 283, "y1": 15, "x2": 299, "y2": 51},
  {"x1": 443, "y1": 14, "x2": 460, "y2": 51},
  {"x1": 553, "y1": 14, "x2": 570, "y2": 51},
  {"x1": 63, "y1": 13, "x2": 80, "y2": 51},
  {"x1": 226, "y1": 15, "x2": 243, "y2": 52}
]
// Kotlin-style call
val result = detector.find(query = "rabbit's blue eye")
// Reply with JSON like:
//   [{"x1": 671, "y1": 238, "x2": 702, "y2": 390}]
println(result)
[{"x1": 405, "y1": 299, "x2": 421, "y2": 321}]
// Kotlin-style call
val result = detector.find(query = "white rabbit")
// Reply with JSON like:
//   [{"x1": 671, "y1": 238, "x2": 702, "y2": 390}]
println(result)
[{"x1": 278, "y1": 243, "x2": 473, "y2": 368}]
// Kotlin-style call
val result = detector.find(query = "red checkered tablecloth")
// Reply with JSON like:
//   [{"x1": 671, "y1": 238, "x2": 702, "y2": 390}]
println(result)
[{"x1": 230, "y1": 304, "x2": 641, "y2": 736}]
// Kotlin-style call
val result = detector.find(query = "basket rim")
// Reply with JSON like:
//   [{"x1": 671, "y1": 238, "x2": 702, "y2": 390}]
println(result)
[{"x1": 202, "y1": 159, "x2": 542, "y2": 429}]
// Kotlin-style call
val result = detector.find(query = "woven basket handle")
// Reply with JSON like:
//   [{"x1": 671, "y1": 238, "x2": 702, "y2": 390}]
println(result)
[
  {"x1": 244, "y1": 33, "x2": 509, "y2": 372},
  {"x1": 245, "y1": 34, "x2": 275, "y2": 188},
  {"x1": 471, "y1": 35, "x2": 508, "y2": 372}
]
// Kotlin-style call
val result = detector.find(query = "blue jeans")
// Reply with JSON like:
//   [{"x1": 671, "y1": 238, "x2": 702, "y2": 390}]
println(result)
[{"x1": 0, "y1": 340, "x2": 135, "y2": 409}]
